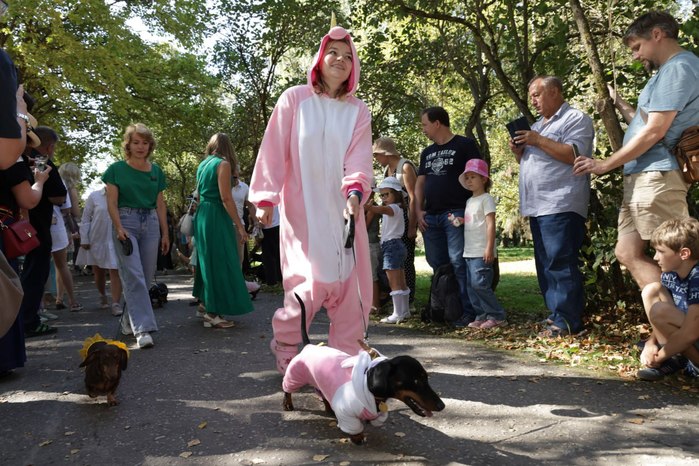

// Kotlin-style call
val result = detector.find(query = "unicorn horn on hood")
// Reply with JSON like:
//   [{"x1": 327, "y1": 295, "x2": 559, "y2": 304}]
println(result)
[{"x1": 330, "y1": 11, "x2": 337, "y2": 28}]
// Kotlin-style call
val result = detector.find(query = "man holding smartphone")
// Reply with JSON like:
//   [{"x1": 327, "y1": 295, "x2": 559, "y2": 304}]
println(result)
[{"x1": 509, "y1": 75, "x2": 594, "y2": 337}]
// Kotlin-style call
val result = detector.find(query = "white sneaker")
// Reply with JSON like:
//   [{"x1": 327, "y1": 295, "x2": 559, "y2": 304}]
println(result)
[
  {"x1": 111, "y1": 303, "x2": 123, "y2": 317},
  {"x1": 136, "y1": 332, "x2": 154, "y2": 348},
  {"x1": 99, "y1": 295, "x2": 109, "y2": 309},
  {"x1": 380, "y1": 313, "x2": 404, "y2": 324},
  {"x1": 38, "y1": 308, "x2": 59, "y2": 320},
  {"x1": 120, "y1": 315, "x2": 133, "y2": 335}
]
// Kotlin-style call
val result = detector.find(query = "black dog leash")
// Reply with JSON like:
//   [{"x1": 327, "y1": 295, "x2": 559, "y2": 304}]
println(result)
[{"x1": 344, "y1": 215, "x2": 369, "y2": 342}]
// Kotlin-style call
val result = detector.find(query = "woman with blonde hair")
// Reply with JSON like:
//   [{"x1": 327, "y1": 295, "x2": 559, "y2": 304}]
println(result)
[
  {"x1": 192, "y1": 133, "x2": 253, "y2": 328},
  {"x1": 103, "y1": 123, "x2": 169, "y2": 348},
  {"x1": 52, "y1": 162, "x2": 82, "y2": 311}
]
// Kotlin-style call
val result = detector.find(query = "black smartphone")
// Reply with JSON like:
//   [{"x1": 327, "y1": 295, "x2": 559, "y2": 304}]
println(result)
[
  {"x1": 572, "y1": 143, "x2": 581, "y2": 159},
  {"x1": 506, "y1": 116, "x2": 531, "y2": 145}
]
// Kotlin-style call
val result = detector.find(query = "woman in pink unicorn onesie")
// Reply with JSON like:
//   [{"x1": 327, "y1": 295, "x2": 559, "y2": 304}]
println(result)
[{"x1": 249, "y1": 25, "x2": 373, "y2": 375}]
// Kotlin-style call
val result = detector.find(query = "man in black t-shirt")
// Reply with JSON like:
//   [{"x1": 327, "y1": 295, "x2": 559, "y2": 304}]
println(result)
[
  {"x1": 415, "y1": 107, "x2": 482, "y2": 326},
  {"x1": 20, "y1": 126, "x2": 66, "y2": 337}
]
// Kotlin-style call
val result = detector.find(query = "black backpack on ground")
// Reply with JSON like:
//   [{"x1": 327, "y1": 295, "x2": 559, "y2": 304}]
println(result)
[{"x1": 421, "y1": 263, "x2": 462, "y2": 323}]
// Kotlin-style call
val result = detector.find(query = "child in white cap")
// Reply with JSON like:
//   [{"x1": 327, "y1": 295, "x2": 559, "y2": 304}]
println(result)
[
  {"x1": 367, "y1": 177, "x2": 410, "y2": 323},
  {"x1": 454, "y1": 159, "x2": 507, "y2": 329}
]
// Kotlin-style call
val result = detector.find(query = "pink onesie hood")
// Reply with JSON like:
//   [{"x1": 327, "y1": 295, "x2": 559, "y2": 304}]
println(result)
[{"x1": 307, "y1": 26, "x2": 360, "y2": 95}]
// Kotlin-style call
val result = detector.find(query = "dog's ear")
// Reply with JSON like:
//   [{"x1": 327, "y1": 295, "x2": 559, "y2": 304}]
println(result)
[
  {"x1": 119, "y1": 349, "x2": 128, "y2": 371},
  {"x1": 79, "y1": 352, "x2": 98, "y2": 368},
  {"x1": 367, "y1": 360, "x2": 393, "y2": 398}
]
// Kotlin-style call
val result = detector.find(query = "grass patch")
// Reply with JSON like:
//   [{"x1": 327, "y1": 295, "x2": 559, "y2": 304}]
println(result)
[
  {"x1": 497, "y1": 247, "x2": 535, "y2": 262},
  {"x1": 415, "y1": 246, "x2": 534, "y2": 262}
]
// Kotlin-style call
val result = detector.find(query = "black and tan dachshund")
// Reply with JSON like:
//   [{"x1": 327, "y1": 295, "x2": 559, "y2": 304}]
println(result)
[
  {"x1": 282, "y1": 294, "x2": 445, "y2": 444},
  {"x1": 79, "y1": 340, "x2": 128, "y2": 407}
]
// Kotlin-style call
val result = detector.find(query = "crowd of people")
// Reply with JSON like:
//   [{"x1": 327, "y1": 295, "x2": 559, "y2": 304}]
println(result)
[{"x1": 2, "y1": 10, "x2": 699, "y2": 384}]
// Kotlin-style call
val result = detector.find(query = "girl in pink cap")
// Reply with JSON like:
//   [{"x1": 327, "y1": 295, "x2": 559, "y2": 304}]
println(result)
[
  {"x1": 454, "y1": 159, "x2": 507, "y2": 329},
  {"x1": 249, "y1": 26, "x2": 373, "y2": 374}
]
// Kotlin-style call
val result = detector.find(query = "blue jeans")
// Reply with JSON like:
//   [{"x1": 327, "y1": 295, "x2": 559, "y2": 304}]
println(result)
[
  {"x1": 464, "y1": 257, "x2": 506, "y2": 321},
  {"x1": 114, "y1": 208, "x2": 160, "y2": 335},
  {"x1": 530, "y1": 212, "x2": 586, "y2": 333},
  {"x1": 381, "y1": 238, "x2": 407, "y2": 270},
  {"x1": 423, "y1": 210, "x2": 475, "y2": 320}
]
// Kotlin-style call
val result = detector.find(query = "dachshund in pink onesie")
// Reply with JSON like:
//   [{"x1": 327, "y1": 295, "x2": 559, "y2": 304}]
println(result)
[{"x1": 249, "y1": 26, "x2": 373, "y2": 374}]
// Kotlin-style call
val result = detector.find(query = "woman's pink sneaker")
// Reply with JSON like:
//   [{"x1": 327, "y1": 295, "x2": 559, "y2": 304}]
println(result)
[
  {"x1": 270, "y1": 339, "x2": 298, "y2": 375},
  {"x1": 480, "y1": 319, "x2": 507, "y2": 329}
]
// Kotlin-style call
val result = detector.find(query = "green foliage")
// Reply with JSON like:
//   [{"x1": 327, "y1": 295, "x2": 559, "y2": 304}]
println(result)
[
  {"x1": 1, "y1": 0, "x2": 225, "y2": 215},
  {"x1": 212, "y1": 0, "x2": 345, "y2": 179}
]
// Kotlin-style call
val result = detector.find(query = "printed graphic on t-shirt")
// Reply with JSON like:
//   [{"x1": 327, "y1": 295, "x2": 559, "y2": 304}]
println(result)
[
  {"x1": 425, "y1": 149, "x2": 457, "y2": 176},
  {"x1": 661, "y1": 265, "x2": 699, "y2": 312}
]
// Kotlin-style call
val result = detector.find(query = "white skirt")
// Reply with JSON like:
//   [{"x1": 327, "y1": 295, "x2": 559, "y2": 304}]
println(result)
[{"x1": 50, "y1": 208, "x2": 69, "y2": 253}]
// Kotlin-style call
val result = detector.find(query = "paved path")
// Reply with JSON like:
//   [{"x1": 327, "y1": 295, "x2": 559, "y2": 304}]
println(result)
[{"x1": 1, "y1": 272, "x2": 698, "y2": 465}]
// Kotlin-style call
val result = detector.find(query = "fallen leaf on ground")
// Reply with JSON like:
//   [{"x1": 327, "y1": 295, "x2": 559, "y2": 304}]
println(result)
[
  {"x1": 628, "y1": 418, "x2": 644, "y2": 424},
  {"x1": 198, "y1": 421, "x2": 207, "y2": 429},
  {"x1": 313, "y1": 454, "x2": 329, "y2": 461},
  {"x1": 179, "y1": 451, "x2": 193, "y2": 458},
  {"x1": 187, "y1": 439, "x2": 201, "y2": 447},
  {"x1": 394, "y1": 432, "x2": 406, "y2": 437},
  {"x1": 39, "y1": 440, "x2": 52, "y2": 447}
]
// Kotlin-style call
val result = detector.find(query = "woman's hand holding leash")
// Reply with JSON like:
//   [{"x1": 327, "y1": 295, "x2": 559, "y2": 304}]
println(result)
[{"x1": 256, "y1": 205, "x2": 272, "y2": 227}]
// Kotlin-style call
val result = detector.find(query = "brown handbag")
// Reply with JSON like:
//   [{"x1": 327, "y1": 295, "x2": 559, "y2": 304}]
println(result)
[
  {"x1": 1, "y1": 217, "x2": 40, "y2": 259},
  {"x1": 674, "y1": 126, "x2": 699, "y2": 184}
]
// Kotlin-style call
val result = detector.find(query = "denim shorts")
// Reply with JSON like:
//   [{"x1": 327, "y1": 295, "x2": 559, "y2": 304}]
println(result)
[{"x1": 381, "y1": 238, "x2": 406, "y2": 271}]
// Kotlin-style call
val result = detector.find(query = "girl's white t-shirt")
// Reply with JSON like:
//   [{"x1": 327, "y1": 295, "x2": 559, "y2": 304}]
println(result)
[
  {"x1": 381, "y1": 204, "x2": 404, "y2": 243},
  {"x1": 462, "y1": 193, "x2": 497, "y2": 258}
]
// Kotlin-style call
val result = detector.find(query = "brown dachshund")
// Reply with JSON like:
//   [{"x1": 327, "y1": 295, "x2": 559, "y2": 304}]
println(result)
[{"x1": 79, "y1": 339, "x2": 128, "y2": 406}]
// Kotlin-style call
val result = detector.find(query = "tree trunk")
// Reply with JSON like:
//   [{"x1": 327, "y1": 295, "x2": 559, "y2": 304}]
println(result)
[{"x1": 569, "y1": 0, "x2": 624, "y2": 151}]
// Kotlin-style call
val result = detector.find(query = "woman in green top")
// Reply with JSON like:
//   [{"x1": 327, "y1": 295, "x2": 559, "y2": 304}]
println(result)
[
  {"x1": 103, "y1": 123, "x2": 169, "y2": 349},
  {"x1": 193, "y1": 133, "x2": 253, "y2": 328}
]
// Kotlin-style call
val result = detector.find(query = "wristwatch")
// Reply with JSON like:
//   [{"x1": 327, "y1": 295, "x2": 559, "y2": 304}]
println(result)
[{"x1": 16, "y1": 112, "x2": 30, "y2": 125}]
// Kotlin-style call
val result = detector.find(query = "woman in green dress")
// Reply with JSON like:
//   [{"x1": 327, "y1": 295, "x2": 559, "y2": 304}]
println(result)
[{"x1": 193, "y1": 133, "x2": 253, "y2": 328}]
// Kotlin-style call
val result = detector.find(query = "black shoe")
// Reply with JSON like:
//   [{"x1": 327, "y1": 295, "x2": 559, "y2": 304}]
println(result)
[
  {"x1": 25, "y1": 323, "x2": 58, "y2": 338},
  {"x1": 684, "y1": 360, "x2": 699, "y2": 378},
  {"x1": 637, "y1": 356, "x2": 686, "y2": 381}
]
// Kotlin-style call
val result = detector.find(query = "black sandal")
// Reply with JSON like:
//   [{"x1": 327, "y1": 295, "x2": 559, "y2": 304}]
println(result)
[{"x1": 25, "y1": 322, "x2": 58, "y2": 338}]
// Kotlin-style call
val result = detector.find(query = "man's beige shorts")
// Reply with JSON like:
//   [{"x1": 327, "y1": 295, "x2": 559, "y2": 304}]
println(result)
[{"x1": 618, "y1": 169, "x2": 689, "y2": 240}]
